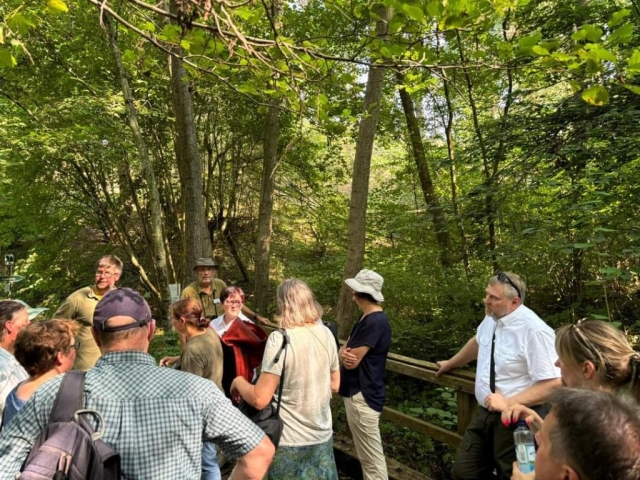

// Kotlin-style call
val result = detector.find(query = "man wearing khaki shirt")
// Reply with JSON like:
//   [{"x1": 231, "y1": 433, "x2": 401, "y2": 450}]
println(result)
[{"x1": 54, "y1": 255, "x2": 122, "y2": 370}]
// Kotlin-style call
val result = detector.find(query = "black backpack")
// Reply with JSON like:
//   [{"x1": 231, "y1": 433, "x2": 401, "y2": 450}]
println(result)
[{"x1": 19, "y1": 371, "x2": 121, "y2": 480}]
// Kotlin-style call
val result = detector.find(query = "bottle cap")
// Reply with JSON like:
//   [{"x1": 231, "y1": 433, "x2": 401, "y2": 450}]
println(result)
[{"x1": 516, "y1": 420, "x2": 528, "y2": 428}]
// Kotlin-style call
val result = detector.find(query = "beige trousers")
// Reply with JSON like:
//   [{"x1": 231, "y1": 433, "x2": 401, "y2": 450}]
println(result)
[{"x1": 343, "y1": 392, "x2": 388, "y2": 480}]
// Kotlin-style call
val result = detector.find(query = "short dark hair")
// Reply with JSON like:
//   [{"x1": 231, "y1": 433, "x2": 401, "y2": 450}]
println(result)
[
  {"x1": 220, "y1": 286, "x2": 245, "y2": 304},
  {"x1": 0, "y1": 300, "x2": 26, "y2": 342},
  {"x1": 548, "y1": 388, "x2": 640, "y2": 480},
  {"x1": 354, "y1": 291, "x2": 379, "y2": 305},
  {"x1": 14, "y1": 319, "x2": 79, "y2": 377}
]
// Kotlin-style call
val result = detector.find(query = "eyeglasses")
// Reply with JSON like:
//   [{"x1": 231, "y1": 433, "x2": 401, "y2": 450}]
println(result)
[
  {"x1": 95, "y1": 271, "x2": 116, "y2": 279},
  {"x1": 496, "y1": 272, "x2": 521, "y2": 299},
  {"x1": 224, "y1": 300, "x2": 242, "y2": 305},
  {"x1": 71, "y1": 340, "x2": 81, "y2": 351}
]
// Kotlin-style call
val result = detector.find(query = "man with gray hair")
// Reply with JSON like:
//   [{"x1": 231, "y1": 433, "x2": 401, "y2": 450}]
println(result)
[
  {"x1": 533, "y1": 388, "x2": 640, "y2": 480},
  {"x1": 0, "y1": 288, "x2": 274, "y2": 479},
  {"x1": 54, "y1": 254, "x2": 123, "y2": 370},
  {"x1": 437, "y1": 272, "x2": 561, "y2": 480}
]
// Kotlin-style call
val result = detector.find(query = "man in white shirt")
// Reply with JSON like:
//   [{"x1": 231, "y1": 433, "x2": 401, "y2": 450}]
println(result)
[
  {"x1": 437, "y1": 272, "x2": 561, "y2": 480},
  {"x1": 0, "y1": 301, "x2": 30, "y2": 418}
]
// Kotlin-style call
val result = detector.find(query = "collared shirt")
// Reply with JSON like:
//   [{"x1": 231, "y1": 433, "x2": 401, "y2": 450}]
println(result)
[
  {"x1": 54, "y1": 285, "x2": 106, "y2": 371},
  {"x1": 0, "y1": 351, "x2": 265, "y2": 479},
  {"x1": 181, "y1": 279, "x2": 227, "y2": 318},
  {"x1": 475, "y1": 305, "x2": 560, "y2": 406},
  {"x1": 0, "y1": 348, "x2": 28, "y2": 418},
  {"x1": 210, "y1": 313, "x2": 252, "y2": 337}
]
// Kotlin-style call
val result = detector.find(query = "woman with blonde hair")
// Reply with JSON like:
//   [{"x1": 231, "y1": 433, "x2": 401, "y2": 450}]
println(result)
[
  {"x1": 507, "y1": 318, "x2": 640, "y2": 479},
  {"x1": 2, "y1": 319, "x2": 79, "y2": 427},
  {"x1": 231, "y1": 279, "x2": 340, "y2": 479}
]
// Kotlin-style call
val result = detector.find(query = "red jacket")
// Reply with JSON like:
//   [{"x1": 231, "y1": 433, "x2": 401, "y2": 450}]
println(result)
[{"x1": 221, "y1": 320, "x2": 268, "y2": 383}]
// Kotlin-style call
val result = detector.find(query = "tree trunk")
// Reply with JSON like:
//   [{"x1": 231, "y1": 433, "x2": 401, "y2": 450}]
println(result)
[
  {"x1": 396, "y1": 71, "x2": 451, "y2": 268},
  {"x1": 104, "y1": 14, "x2": 171, "y2": 328},
  {"x1": 441, "y1": 69, "x2": 471, "y2": 277},
  {"x1": 167, "y1": 14, "x2": 210, "y2": 285},
  {"x1": 254, "y1": 0, "x2": 284, "y2": 315},
  {"x1": 456, "y1": 30, "x2": 499, "y2": 272},
  {"x1": 335, "y1": 7, "x2": 391, "y2": 339},
  {"x1": 254, "y1": 100, "x2": 280, "y2": 314}
]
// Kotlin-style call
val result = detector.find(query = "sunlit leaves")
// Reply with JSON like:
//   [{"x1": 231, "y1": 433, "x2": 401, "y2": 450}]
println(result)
[
  {"x1": 581, "y1": 85, "x2": 609, "y2": 106},
  {"x1": 46, "y1": 0, "x2": 69, "y2": 14},
  {"x1": 0, "y1": 47, "x2": 17, "y2": 68},
  {"x1": 608, "y1": 24, "x2": 633, "y2": 46}
]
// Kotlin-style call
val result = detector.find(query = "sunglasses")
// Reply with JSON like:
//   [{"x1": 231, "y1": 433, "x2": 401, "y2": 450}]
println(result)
[{"x1": 496, "y1": 272, "x2": 521, "y2": 299}]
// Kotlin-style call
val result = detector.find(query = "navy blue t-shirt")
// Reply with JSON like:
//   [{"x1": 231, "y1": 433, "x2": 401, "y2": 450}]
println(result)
[{"x1": 339, "y1": 311, "x2": 391, "y2": 412}]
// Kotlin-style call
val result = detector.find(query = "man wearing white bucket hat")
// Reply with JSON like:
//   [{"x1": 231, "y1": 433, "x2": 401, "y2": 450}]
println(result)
[{"x1": 339, "y1": 269, "x2": 392, "y2": 480}]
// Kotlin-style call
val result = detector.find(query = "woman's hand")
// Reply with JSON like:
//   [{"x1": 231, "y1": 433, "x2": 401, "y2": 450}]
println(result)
[
  {"x1": 502, "y1": 404, "x2": 544, "y2": 433},
  {"x1": 159, "y1": 356, "x2": 179, "y2": 367},
  {"x1": 511, "y1": 462, "x2": 535, "y2": 480}
]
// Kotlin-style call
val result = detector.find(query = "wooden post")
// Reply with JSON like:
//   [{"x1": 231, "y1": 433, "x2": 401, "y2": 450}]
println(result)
[{"x1": 457, "y1": 391, "x2": 477, "y2": 435}]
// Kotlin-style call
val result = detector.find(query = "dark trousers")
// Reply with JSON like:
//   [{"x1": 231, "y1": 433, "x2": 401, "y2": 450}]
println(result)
[{"x1": 452, "y1": 406, "x2": 516, "y2": 480}]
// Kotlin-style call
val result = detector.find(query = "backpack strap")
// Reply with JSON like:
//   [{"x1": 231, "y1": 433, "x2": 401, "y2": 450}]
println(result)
[
  {"x1": 49, "y1": 371, "x2": 86, "y2": 423},
  {"x1": 273, "y1": 329, "x2": 289, "y2": 418}
]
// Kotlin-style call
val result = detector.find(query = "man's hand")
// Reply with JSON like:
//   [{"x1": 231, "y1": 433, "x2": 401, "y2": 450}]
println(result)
[
  {"x1": 255, "y1": 315, "x2": 270, "y2": 325},
  {"x1": 511, "y1": 462, "x2": 535, "y2": 480},
  {"x1": 340, "y1": 347, "x2": 357, "y2": 368},
  {"x1": 484, "y1": 393, "x2": 510, "y2": 413},
  {"x1": 436, "y1": 360, "x2": 453, "y2": 377},
  {"x1": 159, "y1": 356, "x2": 179, "y2": 367}
]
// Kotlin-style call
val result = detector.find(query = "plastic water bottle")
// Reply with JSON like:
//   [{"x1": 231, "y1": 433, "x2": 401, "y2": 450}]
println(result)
[{"x1": 514, "y1": 420, "x2": 536, "y2": 473}]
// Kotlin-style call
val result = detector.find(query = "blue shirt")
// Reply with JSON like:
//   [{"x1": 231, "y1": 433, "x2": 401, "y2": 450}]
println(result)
[
  {"x1": 1, "y1": 383, "x2": 26, "y2": 429},
  {"x1": 0, "y1": 351, "x2": 265, "y2": 479},
  {"x1": 339, "y1": 311, "x2": 392, "y2": 412}
]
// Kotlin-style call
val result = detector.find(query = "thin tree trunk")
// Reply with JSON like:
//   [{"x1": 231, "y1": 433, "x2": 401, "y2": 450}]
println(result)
[
  {"x1": 456, "y1": 30, "x2": 499, "y2": 272},
  {"x1": 441, "y1": 69, "x2": 471, "y2": 277},
  {"x1": 335, "y1": 7, "x2": 391, "y2": 339},
  {"x1": 254, "y1": 0, "x2": 284, "y2": 315},
  {"x1": 254, "y1": 100, "x2": 280, "y2": 313},
  {"x1": 396, "y1": 71, "x2": 451, "y2": 268},
  {"x1": 104, "y1": 13, "x2": 171, "y2": 327},
  {"x1": 167, "y1": 7, "x2": 211, "y2": 285}
]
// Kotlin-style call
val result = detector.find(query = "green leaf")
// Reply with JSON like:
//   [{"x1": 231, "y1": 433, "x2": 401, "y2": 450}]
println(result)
[
  {"x1": 608, "y1": 24, "x2": 633, "y2": 45},
  {"x1": 427, "y1": 1, "x2": 444, "y2": 17},
  {"x1": 7, "y1": 13, "x2": 36, "y2": 35},
  {"x1": 402, "y1": 4, "x2": 424, "y2": 21},
  {"x1": 47, "y1": 0, "x2": 68, "y2": 13},
  {"x1": 608, "y1": 8, "x2": 631, "y2": 27},
  {"x1": 0, "y1": 47, "x2": 16, "y2": 68},
  {"x1": 622, "y1": 84, "x2": 640, "y2": 95},
  {"x1": 551, "y1": 52, "x2": 574, "y2": 61},
  {"x1": 572, "y1": 25, "x2": 603, "y2": 43},
  {"x1": 627, "y1": 50, "x2": 640, "y2": 72},
  {"x1": 234, "y1": 6, "x2": 252, "y2": 20},
  {"x1": 257, "y1": 105, "x2": 268, "y2": 114},
  {"x1": 518, "y1": 31, "x2": 542, "y2": 48},
  {"x1": 581, "y1": 85, "x2": 609, "y2": 105},
  {"x1": 180, "y1": 39, "x2": 191, "y2": 51},
  {"x1": 121, "y1": 49, "x2": 137, "y2": 64},
  {"x1": 532, "y1": 45, "x2": 549, "y2": 56}
]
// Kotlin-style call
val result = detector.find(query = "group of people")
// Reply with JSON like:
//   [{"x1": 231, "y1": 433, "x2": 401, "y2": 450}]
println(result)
[
  {"x1": 1, "y1": 255, "x2": 640, "y2": 480},
  {"x1": 437, "y1": 272, "x2": 640, "y2": 480},
  {"x1": 0, "y1": 255, "x2": 393, "y2": 480}
]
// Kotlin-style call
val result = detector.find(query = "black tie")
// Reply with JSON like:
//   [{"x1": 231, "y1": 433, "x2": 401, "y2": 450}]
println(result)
[{"x1": 490, "y1": 325, "x2": 497, "y2": 394}]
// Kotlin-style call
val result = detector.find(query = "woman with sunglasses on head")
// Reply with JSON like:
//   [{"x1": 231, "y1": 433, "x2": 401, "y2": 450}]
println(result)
[
  {"x1": 507, "y1": 318, "x2": 640, "y2": 479},
  {"x1": 2, "y1": 319, "x2": 79, "y2": 428},
  {"x1": 160, "y1": 298, "x2": 224, "y2": 480}
]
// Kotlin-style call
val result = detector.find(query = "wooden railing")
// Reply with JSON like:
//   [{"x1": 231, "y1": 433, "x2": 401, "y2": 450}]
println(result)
[{"x1": 383, "y1": 351, "x2": 477, "y2": 448}]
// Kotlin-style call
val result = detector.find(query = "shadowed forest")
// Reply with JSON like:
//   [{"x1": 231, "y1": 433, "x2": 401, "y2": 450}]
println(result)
[{"x1": 2, "y1": 0, "x2": 640, "y2": 475}]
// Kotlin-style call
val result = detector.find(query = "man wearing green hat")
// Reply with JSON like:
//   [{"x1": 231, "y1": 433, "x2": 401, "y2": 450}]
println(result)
[{"x1": 180, "y1": 258, "x2": 267, "y2": 323}]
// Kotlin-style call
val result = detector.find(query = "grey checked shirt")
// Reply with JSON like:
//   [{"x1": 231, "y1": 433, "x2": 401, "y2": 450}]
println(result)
[{"x1": 0, "y1": 351, "x2": 265, "y2": 479}]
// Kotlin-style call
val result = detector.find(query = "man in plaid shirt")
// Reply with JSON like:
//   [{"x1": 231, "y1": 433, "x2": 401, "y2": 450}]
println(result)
[{"x1": 0, "y1": 288, "x2": 274, "y2": 479}]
